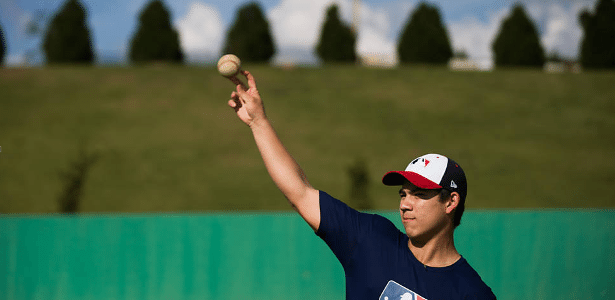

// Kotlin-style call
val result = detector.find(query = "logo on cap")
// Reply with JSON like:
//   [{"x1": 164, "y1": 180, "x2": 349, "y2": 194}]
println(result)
[
  {"x1": 411, "y1": 158, "x2": 430, "y2": 168},
  {"x1": 450, "y1": 180, "x2": 457, "y2": 189}
]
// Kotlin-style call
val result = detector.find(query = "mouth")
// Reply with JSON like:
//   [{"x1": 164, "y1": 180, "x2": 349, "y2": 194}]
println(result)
[{"x1": 402, "y1": 216, "x2": 416, "y2": 223}]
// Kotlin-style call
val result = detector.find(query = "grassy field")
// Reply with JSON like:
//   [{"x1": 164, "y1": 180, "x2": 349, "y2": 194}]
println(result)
[{"x1": 1, "y1": 65, "x2": 614, "y2": 214}]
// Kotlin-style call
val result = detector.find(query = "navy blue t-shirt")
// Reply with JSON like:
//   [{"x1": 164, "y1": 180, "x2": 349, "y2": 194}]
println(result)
[{"x1": 316, "y1": 191, "x2": 496, "y2": 300}]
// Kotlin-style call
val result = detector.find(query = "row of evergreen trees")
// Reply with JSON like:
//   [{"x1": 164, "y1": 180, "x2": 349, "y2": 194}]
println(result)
[{"x1": 0, "y1": 0, "x2": 614, "y2": 69}]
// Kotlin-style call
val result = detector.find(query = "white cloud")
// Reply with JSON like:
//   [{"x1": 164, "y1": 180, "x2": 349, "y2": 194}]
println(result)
[
  {"x1": 448, "y1": 8, "x2": 509, "y2": 70},
  {"x1": 268, "y1": 0, "x2": 406, "y2": 65},
  {"x1": 531, "y1": 2, "x2": 588, "y2": 59},
  {"x1": 268, "y1": 0, "x2": 337, "y2": 51},
  {"x1": 176, "y1": 2, "x2": 224, "y2": 63},
  {"x1": 356, "y1": 4, "x2": 396, "y2": 63},
  {"x1": 6, "y1": 53, "x2": 25, "y2": 66}
]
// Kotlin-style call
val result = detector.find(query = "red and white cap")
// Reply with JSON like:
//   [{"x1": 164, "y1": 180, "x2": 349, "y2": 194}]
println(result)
[{"x1": 382, "y1": 154, "x2": 467, "y2": 200}]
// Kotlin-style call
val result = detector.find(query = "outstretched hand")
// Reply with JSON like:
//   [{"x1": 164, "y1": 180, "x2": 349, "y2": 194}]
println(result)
[{"x1": 227, "y1": 70, "x2": 266, "y2": 127}]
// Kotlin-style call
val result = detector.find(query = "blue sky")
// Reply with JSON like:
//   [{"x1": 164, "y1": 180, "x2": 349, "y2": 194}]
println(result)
[{"x1": 0, "y1": 0, "x2": 597, "y2": 68}]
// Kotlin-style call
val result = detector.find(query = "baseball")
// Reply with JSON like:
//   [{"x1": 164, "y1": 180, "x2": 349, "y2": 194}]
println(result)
[{"x1": 217, "y1": 54, "x2": 242, "y2": 77}]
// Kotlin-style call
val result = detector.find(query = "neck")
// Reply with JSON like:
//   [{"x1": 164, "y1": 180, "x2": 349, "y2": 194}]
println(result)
[{"x1": 408, "y1": 226, "x2": 460, "y2": 268}]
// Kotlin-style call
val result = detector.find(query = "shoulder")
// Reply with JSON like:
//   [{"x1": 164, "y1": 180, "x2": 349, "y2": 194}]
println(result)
[
  {"x1": 317, "y1": 190, "x2": 402, "y2": 245},
  {"x1": 318, "y1": 191, "x2": 399, "y2": 234}
]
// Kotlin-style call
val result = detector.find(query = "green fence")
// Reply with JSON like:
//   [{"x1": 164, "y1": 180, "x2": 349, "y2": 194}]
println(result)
[{"x1": 1, "y1": 209, "x2": 613, "y2": 299}]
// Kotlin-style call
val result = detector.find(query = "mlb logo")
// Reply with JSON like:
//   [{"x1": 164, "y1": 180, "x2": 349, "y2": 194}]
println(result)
[{"x1": 379, "y1": 281, "x2": 427, "y2": 300}]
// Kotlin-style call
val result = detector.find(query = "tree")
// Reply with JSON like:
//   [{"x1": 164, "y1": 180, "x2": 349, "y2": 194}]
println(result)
[
  {"x1": 492, "y1": 3, "x2": 545, "y2": 67},
  {"x1": 397, "y1": 2, "x2": 452, "y2": 64},
  {"x1": 129, "y1": 0, "x2": 183, "y2": 63},
  {"x1": 579, "y1": 0, "x2": 615, "y2": 69},
  {"x1": 315, "y1": 4, "x2": 357, "y2": 63},
  {"x1": 223, "y1": 2, "x2": 275, "y2": 62},
  {"x1": 42, "y1": 0, "x2": 94, "y2": 64},
  {"x1": 0, "y1": 22, "x2": 6, "y2": 66}
]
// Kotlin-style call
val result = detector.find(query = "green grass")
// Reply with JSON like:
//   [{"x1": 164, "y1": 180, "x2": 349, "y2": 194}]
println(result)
[{"x1": 1, "y1": 65, "x2": 614, "y2": 213}]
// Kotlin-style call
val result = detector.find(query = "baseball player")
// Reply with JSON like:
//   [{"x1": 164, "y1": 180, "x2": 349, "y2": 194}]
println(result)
[{"x1": 227, "y1": 70, "x2": 496, "y2": 299}]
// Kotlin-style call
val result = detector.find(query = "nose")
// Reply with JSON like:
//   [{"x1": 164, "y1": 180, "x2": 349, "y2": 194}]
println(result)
[{"x1": 400, "y1": 195, "x2": 413, "y2": 212}]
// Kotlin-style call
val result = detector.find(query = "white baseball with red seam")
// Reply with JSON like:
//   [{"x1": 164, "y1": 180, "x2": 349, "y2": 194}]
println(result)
[{"x1": 217, "y1": 54, "x2": 241, "y2": 77}]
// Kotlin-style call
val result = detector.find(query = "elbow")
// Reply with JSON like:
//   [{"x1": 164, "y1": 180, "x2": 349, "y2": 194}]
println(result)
[{"x1": 283, "y1": 186, "x2": 317, "y2": 209}]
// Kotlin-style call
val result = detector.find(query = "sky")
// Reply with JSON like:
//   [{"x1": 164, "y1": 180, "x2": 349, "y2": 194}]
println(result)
[{"x1": 0, "y1": 0, "x2": 598, "y2": 69}]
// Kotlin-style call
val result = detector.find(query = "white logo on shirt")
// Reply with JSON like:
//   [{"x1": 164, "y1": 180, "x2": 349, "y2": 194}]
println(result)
[{"x1": 400, "y1": 293, "x2": 414, "y2": 300}]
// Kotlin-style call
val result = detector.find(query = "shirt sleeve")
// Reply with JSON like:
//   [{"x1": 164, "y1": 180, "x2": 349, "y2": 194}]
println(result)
[{"x1": 315, "y1": 191, "x2": 364, "y2": 267}]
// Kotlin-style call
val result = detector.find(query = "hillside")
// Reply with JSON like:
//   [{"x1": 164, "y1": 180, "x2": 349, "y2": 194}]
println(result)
[{"x1": 1, "y1": 65, "x2": 614, "y2": 213}]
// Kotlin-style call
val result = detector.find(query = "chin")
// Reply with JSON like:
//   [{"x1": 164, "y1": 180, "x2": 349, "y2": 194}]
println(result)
[{"x1": 403, "y1": 227, "x2": 418, "y2": 239}]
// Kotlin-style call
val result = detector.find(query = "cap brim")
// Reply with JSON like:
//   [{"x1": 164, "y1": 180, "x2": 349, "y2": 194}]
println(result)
[{"x1": 382, "y1": 171, "x2": 443, "y2": 189}]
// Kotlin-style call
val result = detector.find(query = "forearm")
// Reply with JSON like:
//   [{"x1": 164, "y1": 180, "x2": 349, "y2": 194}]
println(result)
[{"x1": 250, "y1": 119, "x2": 315, "y2": 205}]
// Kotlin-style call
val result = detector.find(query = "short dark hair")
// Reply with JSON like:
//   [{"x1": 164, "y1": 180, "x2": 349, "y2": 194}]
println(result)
[{"x1": 439, "y1": 189, "x2": 464, "y2": 228}]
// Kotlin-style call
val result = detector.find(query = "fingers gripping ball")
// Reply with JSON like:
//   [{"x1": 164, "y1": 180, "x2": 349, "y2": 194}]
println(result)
[{"x1": 217, "y1": 54, "x2": 242, "y2": 77}]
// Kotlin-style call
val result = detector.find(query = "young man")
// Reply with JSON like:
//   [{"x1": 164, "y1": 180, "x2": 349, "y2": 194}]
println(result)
[{"x1": 227, "y1": 70, "x2": 496, "y2": 299}]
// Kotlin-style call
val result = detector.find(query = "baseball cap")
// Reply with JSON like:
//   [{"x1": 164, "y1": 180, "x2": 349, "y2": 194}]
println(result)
[{"x1": 382, "y1": 154, "x2": 467, "y2": 201}]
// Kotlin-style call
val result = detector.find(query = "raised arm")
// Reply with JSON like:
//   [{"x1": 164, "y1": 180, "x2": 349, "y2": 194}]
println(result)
[{"x1": 227, "y1": 70, "x2": 320, "y2": 231}]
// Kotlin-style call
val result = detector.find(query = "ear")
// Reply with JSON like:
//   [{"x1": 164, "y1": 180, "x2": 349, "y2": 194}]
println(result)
[{"x1": 445, "y1": 192, "x2": 460, "y2": 215}]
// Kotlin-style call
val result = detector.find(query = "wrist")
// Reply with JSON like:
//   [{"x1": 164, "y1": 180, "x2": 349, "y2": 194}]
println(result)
[{"x1": 248, "y1": 116, "x2": 270, "y2": 130}]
